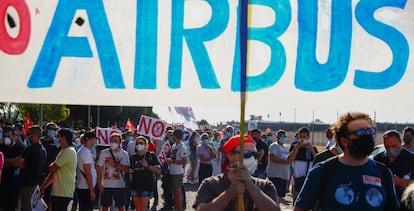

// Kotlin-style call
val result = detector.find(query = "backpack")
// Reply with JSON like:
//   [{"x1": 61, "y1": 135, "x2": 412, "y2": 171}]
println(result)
[{"x1": 319, "y1": 156, "x2": 392, "y2": 207}]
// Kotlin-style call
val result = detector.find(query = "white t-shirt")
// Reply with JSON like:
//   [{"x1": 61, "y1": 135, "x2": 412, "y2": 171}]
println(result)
[
  {"x1": 292, "y1": 160, "x2": 313, "y2": 178},
  {"x1": 267, "y1": 142, "x2": 290, "y2": 180},
  {"x1": 169, "y1": 142, "x2": 187, "y2": 175},
  {"x1": 97, "y1": 148, "x2": 130, "y2": 188},
  {"x1": 76, "y1": 146, "x2": 97, "y2": 189}
]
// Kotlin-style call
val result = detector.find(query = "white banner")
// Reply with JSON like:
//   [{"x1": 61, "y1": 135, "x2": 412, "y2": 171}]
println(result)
[
  {"x1": 0, "y1": 0, "x2": 413, "y2": 112},
  {"x1": 96, "y1": 127, "x2": 122, "y2": 146}
]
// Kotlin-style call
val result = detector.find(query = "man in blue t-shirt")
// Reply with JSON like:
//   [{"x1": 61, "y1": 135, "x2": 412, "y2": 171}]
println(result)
[
  {"x1": 294, "y1": 112, "x2": 400, "y2": 211},
  {"x1": 12, "y1": 125, "x2": 47, "y2": 211},
  {"x1": 374, "y1": 130, "x2": 414, "y2": 200}
]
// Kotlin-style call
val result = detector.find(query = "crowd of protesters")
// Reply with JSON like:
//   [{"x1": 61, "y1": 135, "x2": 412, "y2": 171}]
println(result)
[{"x1": 1, "y1": 111, "x2": 414, "y2": 210}]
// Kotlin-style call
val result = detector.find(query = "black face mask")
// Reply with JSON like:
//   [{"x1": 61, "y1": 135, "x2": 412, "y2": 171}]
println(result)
[{"x1": 347, "y1": 135, "x2": 375, "y2": 159}]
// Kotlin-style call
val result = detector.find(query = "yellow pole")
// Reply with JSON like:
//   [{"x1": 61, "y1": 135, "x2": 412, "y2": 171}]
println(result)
[{"x1": 238, "y1": 0, "x2": 250, "y2": 210}]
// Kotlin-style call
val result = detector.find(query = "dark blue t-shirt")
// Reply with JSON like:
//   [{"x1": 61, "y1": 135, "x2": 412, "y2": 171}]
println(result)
[
  {"x1": 19, "y1": 143, "x2": 47, "y2": 186},
  {"x1": 295, "y1": 159, "x2": 400, "y2": 211},
  {"x1": 374, "y1": 148, "x2": 414, "y2": 199}
]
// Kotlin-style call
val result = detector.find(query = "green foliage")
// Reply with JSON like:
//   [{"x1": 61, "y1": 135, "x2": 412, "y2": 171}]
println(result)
[
  {"x1": 17, "y1": 104, "x2": 70, "y2": 124},
  {"x1": 198, "y1": 119, "x2": 209, "y2": 126},
  {"x1": 0, "y1": 103, "x2": 19, "y2": 123},
  {"x1": 1, "y1": 103, "x2": 156, "y2": 129}
]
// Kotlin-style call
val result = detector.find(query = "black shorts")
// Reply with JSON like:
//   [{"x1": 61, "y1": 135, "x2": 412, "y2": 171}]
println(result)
[{"x1": 101, "y1": 188, "x2": 125, "y2": 207}]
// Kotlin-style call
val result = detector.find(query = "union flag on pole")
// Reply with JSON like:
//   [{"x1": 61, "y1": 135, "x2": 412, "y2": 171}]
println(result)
[
  {"x1": 23, "y1": 113, "x2": 33, "y2": 136},
  {"x1": 125, "y1": 118, "x2": 136, "y2": 130}
]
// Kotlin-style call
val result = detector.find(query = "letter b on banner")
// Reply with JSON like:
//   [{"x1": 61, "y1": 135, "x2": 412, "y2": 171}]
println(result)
[{"x1": 137, "y1": 115, "x2": 167, "y2": 140}]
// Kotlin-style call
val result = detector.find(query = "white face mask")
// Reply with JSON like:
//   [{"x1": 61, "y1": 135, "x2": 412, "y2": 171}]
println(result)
[
  {"x1": 110, "y1": 142, "x2": 119, "y2": 150},
  {"x1": 302, "y1": 139, "x2": 309, "y2": 144},
  {"x1": 4, "y1": 137, "x2": 12, "y2": 146},
  {"x1": 136, "y1": 144, "x2": 145, "y2": 151},
  {"x1": 243, "y1": 156, "x2": 258, "y2": 175}
]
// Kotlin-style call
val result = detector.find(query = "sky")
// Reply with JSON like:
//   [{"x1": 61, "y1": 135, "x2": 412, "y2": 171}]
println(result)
[{"x1": 153, "y1": 106, "x2": 414, "y2": 126}]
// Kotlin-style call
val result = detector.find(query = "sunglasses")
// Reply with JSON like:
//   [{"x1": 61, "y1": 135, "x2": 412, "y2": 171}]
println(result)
[
  {"x1": 231, "y1": 150, "x2": 258, "y2": 159},
  {"x1": 348, "y1": 127, "x2": 376, "y2": 137},
  {"x1": 136, "y1": 142, "x2": 145, "y2": 145}
]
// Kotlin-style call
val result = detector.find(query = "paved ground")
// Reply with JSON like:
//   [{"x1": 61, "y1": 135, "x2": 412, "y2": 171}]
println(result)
[
  {"x1": 147, "y1": 178, "x2": 294, "y2": 211},
  {"x1": 80, "y1": 178, "x2": 294, "y2": 211}
]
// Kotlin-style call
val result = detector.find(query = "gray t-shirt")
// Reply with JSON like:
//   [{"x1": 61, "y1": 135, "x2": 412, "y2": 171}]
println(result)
[
  {"x1": 267, "y1": 142, "x2": 290, "y2": 180},
  {"x1": 193, "y1": 173, "x2": 277, "y2": 210}
]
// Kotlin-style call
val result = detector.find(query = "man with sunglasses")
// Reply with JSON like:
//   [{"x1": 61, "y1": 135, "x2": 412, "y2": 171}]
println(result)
[
  {"x1": 374, "y1": 130, "x2": 414, "y2": 200},
  {"x1": 193, "y1": 134, "x2": 280, "y2": 211},
  {"x1": 268, "y1": 129, "x2": 304, "y2": 205},
  {"x1": 294, "y1": 112, "x2": 399, "y2": 211}
]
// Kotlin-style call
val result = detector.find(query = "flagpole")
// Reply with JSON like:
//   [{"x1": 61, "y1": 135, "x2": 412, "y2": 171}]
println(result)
[
  {"x1": 238, "y1": 0, "x2": 249, "y2": 210},
  {"x1": 168, "y1": 106, "x2": 176, "y2": 124},
  {"x1": 239, "y1": 0, "x2": 248, "y2": 165}
]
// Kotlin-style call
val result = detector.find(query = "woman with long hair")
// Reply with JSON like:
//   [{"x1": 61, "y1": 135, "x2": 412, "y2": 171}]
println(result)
[
  {"x1": 129, "y1": 136, "x2": 161, "y2": 211},
  {"x1": 187, "y1": 132, "x2": 199, "y2": 184}
]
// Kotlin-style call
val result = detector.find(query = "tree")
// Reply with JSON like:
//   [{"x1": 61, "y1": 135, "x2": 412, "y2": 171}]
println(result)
[
  {"x1": 0, "y1": 102, "x2": 19, "y2": 124},
  {"x1": 66, "y1": 105, "x2": 158, "y2": 128},
  {"x1": 17, "y1": 104, "x2": 70, "y2": 125},
  {"x1": 198, "y1": 119, "x2": 209, "y2": 126}
]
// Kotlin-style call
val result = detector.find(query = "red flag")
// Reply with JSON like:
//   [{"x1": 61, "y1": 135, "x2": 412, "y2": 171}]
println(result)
[
  {"x1": 23, "y1": 113, "x2": 33, "y2": 136},
  {"x1": 125, "y1": 118, "x2": 136, "y2": 130}
]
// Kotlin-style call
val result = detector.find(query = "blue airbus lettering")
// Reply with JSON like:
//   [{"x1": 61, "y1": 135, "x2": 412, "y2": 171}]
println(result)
[
  {"x1": 232, "y1": 0, "x2": 291, "y2": 91},
  {"x1": 168, "y1": 0, "x2": 229, "y2": 89},
  {"x1": 354, "y1": 0, "x2": 408, "y2": 89},
  {"x1": 134, "y1": 1, "x2": 158, "y2": 89},
  {"x1": 27, "y1": 0, "x2": 410, "y2": 92},
  {"x1": 28, "y1": 0, "x2": 125, "y2": 88},
  {"x1": 295, "y1": 0, "x2": 352, "y2": 92}
]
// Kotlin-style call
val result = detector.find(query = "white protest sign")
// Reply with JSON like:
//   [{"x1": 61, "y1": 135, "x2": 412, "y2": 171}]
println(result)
[
  {"x1": 158, "y1": 141, "x2": 172, "y2": 166},
  {"x1": 31, "y1": 186, "x2": 47, "y2": 211},
  {"x1": 96, "y1": 127, "x2": 122, "y2": 146},
  {"x1": 137, "y1": 115, "x2": 167, "y2": 140},
  {"x1": 182, "y1": 130, "x2": 192, "y2": 144}
]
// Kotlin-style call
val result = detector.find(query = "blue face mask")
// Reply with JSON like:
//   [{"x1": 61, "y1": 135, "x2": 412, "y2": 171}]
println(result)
[
  {"x1": 127, "y1": 136, "x2": 134, "y2": 142},
  {"x1": 225, "y1": 132, "x2": 232, "y2": 138},
  {"x1": 48, "y1": 130, "x2": 56, "y2": 138},
  {"x1": 203, "y1": 138, "x2": 210, "y2": 145},
  {"x1": 279, "y1": 137, "x2": 287, "y2": 144},
  {"x1": 387, "y1": 147, "x2": 401, "y2": 157},
  {"x1": 266, "y1": 136, "x2": 273, "y2": 142}
]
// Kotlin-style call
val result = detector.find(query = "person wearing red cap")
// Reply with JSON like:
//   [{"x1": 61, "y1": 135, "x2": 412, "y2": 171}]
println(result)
[{"x1": 193, "y1": 134, "x2": 280, "y2": 211}]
